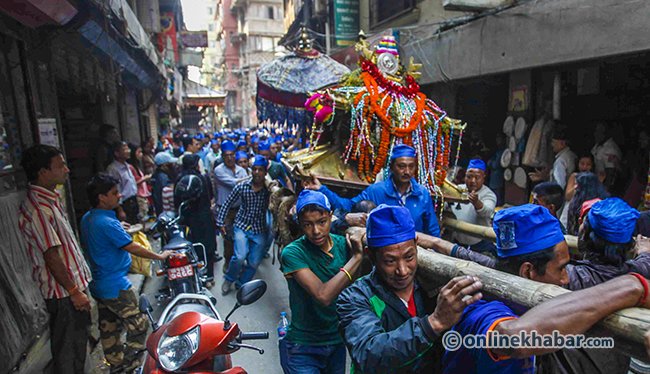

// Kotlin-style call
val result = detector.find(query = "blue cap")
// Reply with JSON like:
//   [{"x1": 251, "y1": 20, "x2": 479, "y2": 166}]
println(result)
[
  {"x1": 154, "y1": 152, "x2": 178, "y2": 166},
  {"x1": 258, "y1": 140, "x2": 271, "y2": 151},
  {"x1": 210, "y1": 138, "x2": 219, "y2": 145},
  {"x1": 366, "y1": 204, "x2": 416, "y2": 248},
  {"x1": 390, "y1": 144, "x2": 416, "y2": 160},
  {"x1": 493, "y1": 204, "x2": 565, "y2": 258},
  {"x1": 228, "y1": 133, "x2": 238, "y2": 140},
  {"x1": 468, "y1": 159, "x2": 486, "y2": 171},
  {"x1": 588, "y1": 198, "x2": 640, "y2": 243},
  {"x1": 237, "y1": 140, "x2": 247, "y2": 148},
  {"x1": 252, "y1": 155, "x2": 268, "y2": 168},
  {"x1": 221, "y1": 140, "x2": 236, "y2": 152},
  {"x1": 195, "y1": 133, "x2": 205, "y2": 140},
  {"x1": 296, "y1": 190, "x2": 331, "y2": 214},
  {"x1": 274, "y1": 136, "x2": 283, "y2": 143},
  {"x1": 236, "y1": 151, "x2": 248, "y2": 161}
]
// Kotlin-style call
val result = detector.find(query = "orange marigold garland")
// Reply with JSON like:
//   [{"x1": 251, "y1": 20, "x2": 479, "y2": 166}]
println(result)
[{"x1": 309, "y1": 41, "x2": 466, "y2": 194}]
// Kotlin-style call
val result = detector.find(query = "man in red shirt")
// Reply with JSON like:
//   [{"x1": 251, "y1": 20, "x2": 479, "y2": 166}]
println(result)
[{"x1": 19, "y1": 145, "x2": 93, "y2": 374}]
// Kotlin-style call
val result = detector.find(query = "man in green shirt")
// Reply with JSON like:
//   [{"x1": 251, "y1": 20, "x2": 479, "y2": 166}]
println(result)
[{"x1": 280, "y1": 190, "x2": 363, "y2": 373}]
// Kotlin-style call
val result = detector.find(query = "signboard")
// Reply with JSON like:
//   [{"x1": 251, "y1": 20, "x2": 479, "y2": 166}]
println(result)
[
  {"x1": 334, "y1": 0, "x2": 360, "y2": 47},
  {"x1": 180, "y1": 50, "x2": 204, "y2": 67},
  {"x1": 180, "y1": 31, "x2": 208, "y2": 48},
  {"x1": 38, "y1": 118, "x2": 59, "y2": 147}
]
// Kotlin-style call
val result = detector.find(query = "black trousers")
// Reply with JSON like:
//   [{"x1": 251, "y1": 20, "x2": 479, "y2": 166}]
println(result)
[{"x1": 45, "y1": 296, "x2": 91, "y2": 374}]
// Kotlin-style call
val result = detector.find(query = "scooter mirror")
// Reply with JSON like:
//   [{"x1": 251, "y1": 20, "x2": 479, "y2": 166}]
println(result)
[
  {"x1": 139, "y1": 294, "x2": 153, "y2": 313},
  {"x1": 236, "y1": 279, "x2": 267, "y2": 306}
]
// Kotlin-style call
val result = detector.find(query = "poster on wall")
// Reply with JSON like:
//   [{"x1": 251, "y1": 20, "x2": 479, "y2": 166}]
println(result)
[
  {"x1": 38, "y1": 118, "x2": 59, "y2": 147},
  {"x1": 508, "y1": 86, "x2": 528, "y2": 112}
]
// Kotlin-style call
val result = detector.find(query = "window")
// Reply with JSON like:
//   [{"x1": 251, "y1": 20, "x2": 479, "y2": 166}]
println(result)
[
  {"x1": 208, "y1": 24, "x2": 215, "y2": 32},
  {"x1": 209, "y1": 40, "x2": 217, "y2": 48},
  {"x1": 208, "y1": 6, "x2": 214, "y2": 15},
  {"x1": 249, "y1": 36, "x2": 275, "y2": 52},
  {"x1": 267, "y1": 6, "x2": 275, "y2": 19},
  {"x1": 369, "y1": 0, "x2": 415, "y2": 29}
]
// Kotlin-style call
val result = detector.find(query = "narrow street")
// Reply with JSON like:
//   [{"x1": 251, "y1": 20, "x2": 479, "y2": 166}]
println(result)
[{"x1": 141, "y1": 238, "x2": 290, "y2": 374}]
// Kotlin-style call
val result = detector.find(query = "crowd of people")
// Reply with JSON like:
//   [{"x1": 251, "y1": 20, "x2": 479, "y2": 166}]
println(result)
[
  {"x1": 18, "y1": 126, "x2": 303, "y2": 373},
  {"x1": 15, "y1": 120, "x2": 650, "y2": 374}
]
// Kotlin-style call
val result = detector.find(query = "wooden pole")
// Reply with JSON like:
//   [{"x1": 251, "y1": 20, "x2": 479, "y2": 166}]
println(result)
[
  {"x1": 416, "y1": 249, "x2": 650, "y2": 360},
  {"x1": 442, "y1": 217, "x2": 578, "y2": 250}
]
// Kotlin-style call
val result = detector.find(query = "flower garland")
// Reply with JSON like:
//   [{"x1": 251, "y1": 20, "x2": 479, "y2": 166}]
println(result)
[{"x1": 308, "y1": 57, "x2": 465, "y2": 193}]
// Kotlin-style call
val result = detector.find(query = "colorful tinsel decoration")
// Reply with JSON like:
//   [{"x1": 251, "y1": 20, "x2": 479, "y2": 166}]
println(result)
[{"x1": 306, "y1": 36, "x2": 466, "y2": 196}]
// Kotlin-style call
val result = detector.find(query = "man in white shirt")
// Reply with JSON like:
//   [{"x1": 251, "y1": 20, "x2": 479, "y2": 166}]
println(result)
[
  {"x1": 106, "y1": 141, "x2": 139, "y2": 223},
  {"x1": 449, "y1": 159, "x2": 497, "y2": 254},
  {"x1": 591, "y1": 121, "x2": 621, "y2": 189},
  {"x1": 529, "y1": 124, "x2": 577, "y2": 191},
  {"x1": 550, "y1": 125, "x2": 577, "y2": 190}
]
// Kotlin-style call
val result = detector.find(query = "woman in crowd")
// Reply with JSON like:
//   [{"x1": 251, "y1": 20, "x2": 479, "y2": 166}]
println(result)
[
  {"x1": 127, "y1": 143, "x2": 152, "y2": 222},
  {"x1": 566, "y1": 172, "x2": 609, "y2": 235}
]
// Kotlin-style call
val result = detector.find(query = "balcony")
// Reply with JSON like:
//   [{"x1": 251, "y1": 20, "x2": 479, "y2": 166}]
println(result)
[{"x1": 243, "y1": 18, "x2": 285, "y2": 36}]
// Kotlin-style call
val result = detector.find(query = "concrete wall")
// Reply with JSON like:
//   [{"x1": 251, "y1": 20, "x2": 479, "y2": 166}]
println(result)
[{"x1": 402, "y1": 0, "x2": 650, "y2": 85}]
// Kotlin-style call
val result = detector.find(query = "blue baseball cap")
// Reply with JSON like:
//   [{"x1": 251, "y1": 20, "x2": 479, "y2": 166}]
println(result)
[
  {"x1": 221, "y1": 140, "x2": 236, "y2": 152},
  {"x1": 588, "y1": 198, "x2": 640, "y2": 243},
  {"x1": 154, "y1": 152, "x2": 178, "y2": 166},
  {"x1": 296, "y1": 190, "x2": 331, "y2": 214},
  {"x1": 493, "y1": 204, "x2": 565, "y2": 258},
  {"x1": 390, "y1": 144, "x2": 416, "y2": 160},
  {"x1": 252, "y1": 155, "x2": 268, "y2": 168},
  {"x1": 468, "y1": 159, "x2": 486, "y2": 171},
  {"x1": 237, "y1": 140, "x2": 247, "y2": 148},
  {"x1": 258, "y1": 140, "x2": 271, "y2": 151},
  {"x1": 367, "y1": 204, "x2": 416, "y2": 249},
  {"x1": 235, "y1": 151, "x2": 248, "y2": 161}
]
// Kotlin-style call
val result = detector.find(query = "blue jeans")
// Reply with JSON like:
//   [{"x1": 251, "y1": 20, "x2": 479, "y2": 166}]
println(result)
[
  {"x1": 224, "y1": 227, "x2": 266, "y2": 286},
  {"x1": 283, "y1": 340, "x2": 346, "y2": 374},
  {"x1": 265, "y1": 210, "x2": 274, "y2": 254}
]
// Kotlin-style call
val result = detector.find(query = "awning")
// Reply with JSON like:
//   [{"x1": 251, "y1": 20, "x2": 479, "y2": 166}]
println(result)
[
  {"x1": 400, "y1": 0, "x2": 650, "y2": 85},
  {"x1": 78, "y1": 19, "x2": 161, "y2": 88},
  {"x1": 0, "y1": 0, "x2": 77, "y2": 28},
  {"x1": 184, "y1": 79, "x2": 226, "y2": 107}
]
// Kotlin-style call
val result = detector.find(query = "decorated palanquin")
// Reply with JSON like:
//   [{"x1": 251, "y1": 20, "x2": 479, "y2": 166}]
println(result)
[{"x1": 282, "y1": 34, "x2": 468, "y2": 205}]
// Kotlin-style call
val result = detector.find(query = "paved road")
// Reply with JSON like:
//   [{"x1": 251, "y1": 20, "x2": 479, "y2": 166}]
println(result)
[{"x1": 141, "y1": 239, "x2": 290, "y2": 374}]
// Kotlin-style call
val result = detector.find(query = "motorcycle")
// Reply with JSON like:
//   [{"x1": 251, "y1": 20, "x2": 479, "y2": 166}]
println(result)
[
  {"x1": 150, "y1": 200, "x2": 208, "y2": 299},
  {"x1": 138, "y1": 279, "x2": 269, "y2": 373}
]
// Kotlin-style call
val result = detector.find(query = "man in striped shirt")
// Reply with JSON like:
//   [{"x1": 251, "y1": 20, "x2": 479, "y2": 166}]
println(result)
[{"x1": 19, "y1": 145, "x2": 93, "y2": 374}]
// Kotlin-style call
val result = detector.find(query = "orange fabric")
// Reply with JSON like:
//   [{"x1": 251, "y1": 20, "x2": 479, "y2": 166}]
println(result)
[{"x1": 485, "y1": 316, "x2": 517, "y2": 362}]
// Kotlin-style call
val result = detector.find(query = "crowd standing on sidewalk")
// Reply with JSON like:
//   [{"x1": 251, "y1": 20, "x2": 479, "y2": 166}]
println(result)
[{"x1": 16, "y1": 123, "x2": 650, "y2": 374}]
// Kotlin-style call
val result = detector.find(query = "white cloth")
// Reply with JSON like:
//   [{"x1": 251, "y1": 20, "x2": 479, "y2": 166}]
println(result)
[
  {"x1": 522, "y1": 117, "x2": 554, "y2": 168},
  {"x1": 450, "y1": 184, "x2": 497, "y2": 245},
  {"x1": 551, "y1": 147, "x2": 577, "y2": 190},
  {"x1": 591, "y1": 138, "x2": 621, "y2": 174}
]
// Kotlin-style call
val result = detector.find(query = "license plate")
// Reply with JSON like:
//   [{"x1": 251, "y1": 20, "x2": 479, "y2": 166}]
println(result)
[{"x1": 168, "y1": 265, "x2": 194, "y2": 280}]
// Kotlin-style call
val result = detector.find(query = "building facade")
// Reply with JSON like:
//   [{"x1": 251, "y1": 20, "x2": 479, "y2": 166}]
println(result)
[{"x1": 231, "y1": 0, "x2": 285, "y2": 127}]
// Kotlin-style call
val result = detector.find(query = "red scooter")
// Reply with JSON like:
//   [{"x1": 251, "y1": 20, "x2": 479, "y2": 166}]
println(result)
[{"x1": 138, "y1": 280, "x2": 269, "y2": 373}]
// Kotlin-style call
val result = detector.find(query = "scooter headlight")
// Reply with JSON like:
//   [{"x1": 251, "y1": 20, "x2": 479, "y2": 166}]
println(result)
[{"x1": 157, "y1": 326, "x2": 200, "y2": 371}]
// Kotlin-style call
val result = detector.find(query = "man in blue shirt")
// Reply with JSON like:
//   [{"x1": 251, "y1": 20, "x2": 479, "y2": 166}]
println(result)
[
  {"x1": 435, "y1": 204, "x2": 650, "y2": 373},
  {"x1": 303, "y1": 144, "x2": 441, "y2": 237},
  {"x1": 81, "y1": 174, "x2": 172, "y2": 372}
]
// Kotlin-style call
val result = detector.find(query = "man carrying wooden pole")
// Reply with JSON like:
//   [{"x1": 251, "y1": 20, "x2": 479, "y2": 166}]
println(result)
[{"x1": 338, "y1": 204, "x2": 650, "y2": 373}]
